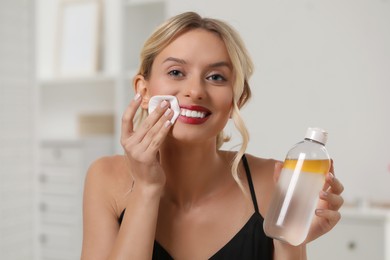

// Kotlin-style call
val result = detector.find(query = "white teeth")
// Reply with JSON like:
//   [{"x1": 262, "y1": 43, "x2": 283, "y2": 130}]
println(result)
[{"x1": 181, "y1": 108, "x2": 206, "y2": 118}]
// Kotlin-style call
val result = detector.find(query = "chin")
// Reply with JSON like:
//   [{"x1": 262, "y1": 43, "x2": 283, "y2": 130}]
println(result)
[{"x1": 167, "y1": 127, "x2": 217, "y2": 146}]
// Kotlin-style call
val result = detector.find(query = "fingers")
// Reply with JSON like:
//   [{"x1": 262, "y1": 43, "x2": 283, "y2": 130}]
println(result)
[
  {"x1": 143, "y1": 108, "x2": 174, "y2": 153},
  {"x1": 121, "y1": 93, "x2": 142, "y2": 144},
  {"x1": 329, "y1": 159, "x2": 334, "y2": 175},
  {"x1": 322, "y1": 158, "x2": 342, "y2": 190},
  {"x1": 121, "y1": 95, "x2": 174, "y2": 160},
  {"x1": 130, "y1": 100, "x2": 172, "y2": 145},
  {"x1": 326, "y1": 172, "x2": 344, "y2": 195},
  {"x1": 316, "y1": 169, "x2": 343, "y2": 231},
  {"x1": 320, "y1": 189, "x2": 344, "y2": 211},
  {"x1": 320, "y1": 172, "x2": 345, "y2": 211},
  {"x1": 273, "y1": 161, "x2": 283, "y2": 183},
  {"x1": 137, "y1": 100, "x2": 170, "y2": 131},
  {"x1": 315, "y1": 208, "x2": 341, "y2": 228}
]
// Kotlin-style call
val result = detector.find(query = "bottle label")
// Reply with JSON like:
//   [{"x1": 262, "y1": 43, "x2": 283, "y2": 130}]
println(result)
[{"x1": 283, "y1": 159, "x2": 330, "y2": 174}]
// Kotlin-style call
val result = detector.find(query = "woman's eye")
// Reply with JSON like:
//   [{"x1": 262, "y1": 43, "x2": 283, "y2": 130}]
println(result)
[
  {"x1": 207, "y1": 74, "x2": 226, "y2": 82},
  {"x1": 168, "y1": 70, "x2": 183, "y2": 77}
]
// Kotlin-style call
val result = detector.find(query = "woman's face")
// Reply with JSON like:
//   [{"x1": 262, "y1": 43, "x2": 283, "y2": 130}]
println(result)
[{"x1": 142, "y1": 28, "x2": 234, "y2": 144}]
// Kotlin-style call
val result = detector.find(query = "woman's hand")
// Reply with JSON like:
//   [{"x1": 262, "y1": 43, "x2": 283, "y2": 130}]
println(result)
[
  {"x1": 304, "y1": 160, "x2": 344, "y2": 243},
  {"x1": 273, "y1": 160, "x2": 344, "y2": 244},
  {"x1": 120, "y1": 93, "x2": 174, "y2": 193},
  {"x1": 272, "y1": 160, "x2": 344, "y2": 260}
]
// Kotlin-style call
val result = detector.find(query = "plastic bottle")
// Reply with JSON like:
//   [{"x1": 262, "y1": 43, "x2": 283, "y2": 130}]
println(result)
[{"x1": 263, "y1": 127, "x2": 331, "y2": 246}]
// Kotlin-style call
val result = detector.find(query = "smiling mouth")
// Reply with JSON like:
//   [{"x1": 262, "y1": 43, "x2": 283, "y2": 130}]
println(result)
[{"x1": 180, "y1": 108, "x2": 209, "y2": 119}]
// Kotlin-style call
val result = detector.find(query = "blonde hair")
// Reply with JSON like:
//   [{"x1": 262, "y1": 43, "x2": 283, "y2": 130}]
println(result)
[{"x1": 135, "y1": 12, "x2": 253, "y2": 189}]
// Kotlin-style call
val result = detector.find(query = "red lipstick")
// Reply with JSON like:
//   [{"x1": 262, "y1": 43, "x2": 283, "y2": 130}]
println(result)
[{"x1": 178, "y1": 105, "x2": 211, "y2": 125}]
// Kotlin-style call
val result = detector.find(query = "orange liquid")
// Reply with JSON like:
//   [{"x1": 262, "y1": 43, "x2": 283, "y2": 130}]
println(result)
[{"x1": 283, "y1": 159, "x2": 330, "y2": 174}]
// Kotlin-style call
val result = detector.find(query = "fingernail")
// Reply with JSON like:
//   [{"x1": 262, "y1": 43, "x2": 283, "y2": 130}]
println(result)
[
  {"x1": 164, "y1": 120, "x2": 171, "y2": 128},
  {"x1": 277, "y1": 162, "x2": 284, "y2": 170},
  {"x1": 315, "y1": 209, "x2": 324, "y2": 215},
  {"x1": 320, "y1": 191, "x2": 328, "y2": 198},
  {"x1": 329, "y1": 172, "x2": 335, "y2": 180},
  {"x1": 160, "y1": 100, "x2": 168, "y2": 108},
  {"x1": 164, "y1": 108, "x2": 172, "y2": 116},
  {"x1": 133, "y1": 93, "x2": 141, "y2": 101}
]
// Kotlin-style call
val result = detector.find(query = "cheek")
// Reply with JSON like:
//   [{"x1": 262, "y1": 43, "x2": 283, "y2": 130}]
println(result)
[
  {"x1": 215, "y1": 90, "x2": 234, "y2": 112},
  {"x1": 140, "y1": 78, "x2": 172, "y2": 110},
  {"x1": 147, "y1": 77, "x2": 176, "y2": 96}
]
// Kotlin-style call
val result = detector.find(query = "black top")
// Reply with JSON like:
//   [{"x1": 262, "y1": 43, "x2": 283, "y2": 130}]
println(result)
[{"x1": 118, "y1": 154, "x2": 274, "y2": 259}]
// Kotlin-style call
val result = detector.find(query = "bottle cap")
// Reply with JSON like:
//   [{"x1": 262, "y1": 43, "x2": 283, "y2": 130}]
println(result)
[{"x1": 305, "y1": 127, "x2": 328, "y2": 145}]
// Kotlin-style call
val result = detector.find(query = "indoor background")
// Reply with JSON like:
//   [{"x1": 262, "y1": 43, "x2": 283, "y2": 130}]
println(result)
[{"x1": 0, "y1": 0, "x2": 389, "y2": 259}]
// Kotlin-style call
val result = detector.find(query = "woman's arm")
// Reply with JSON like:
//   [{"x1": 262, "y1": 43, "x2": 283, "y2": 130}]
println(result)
[
  {"x1": 273, "y1": 241, "x2": 307, "y2": 260},
  {"x1": 107, "y1": 179, "x2": 162, "y2": 259},
  {"x1": 81, "y1": 158, "x2": 124, "y2": 259},
  {"x1": 81, "y1": 157, "x2": 163, "y2": 260},
  {"x1": 81, "y1": 93, "x2": 174, "y2": 259}
]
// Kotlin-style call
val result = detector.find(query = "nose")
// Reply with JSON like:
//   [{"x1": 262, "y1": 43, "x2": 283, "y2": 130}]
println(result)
[{"x1": 183, "y1": 77, "x2": 206, "y2": 101}]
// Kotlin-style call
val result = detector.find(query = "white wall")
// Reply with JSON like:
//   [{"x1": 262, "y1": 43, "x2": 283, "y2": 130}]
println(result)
[
  {"x1": 0, "y1": 0, "x2": 35, "y2": 259},
  {"x1": 167, "y1": 0, "x2": 390, "y2": 203},
  {"x1": 37, "y1": 0, "x2": 390, "y2": 203}
]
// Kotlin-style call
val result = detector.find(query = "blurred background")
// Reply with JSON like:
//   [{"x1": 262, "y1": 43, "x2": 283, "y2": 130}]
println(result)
[{"x1": 1, "y1": 0, "x2": 389, "y2": 259}]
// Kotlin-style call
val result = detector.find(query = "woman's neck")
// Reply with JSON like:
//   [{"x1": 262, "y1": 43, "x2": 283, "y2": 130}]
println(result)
[{"x1": 159, "y1": 139, "x2": 232, "y2": 209}]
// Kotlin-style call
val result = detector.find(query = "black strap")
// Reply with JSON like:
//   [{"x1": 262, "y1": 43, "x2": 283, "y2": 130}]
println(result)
[
  {"x1": 242, "y1": 154, "x2": 260, "y2": 213},
  {"x1": 118, "y1": 209, "x2": 125, "y2": 224}
]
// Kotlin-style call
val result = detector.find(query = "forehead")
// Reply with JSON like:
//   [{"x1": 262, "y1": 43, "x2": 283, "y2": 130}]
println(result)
[{"x1": 155, "y1": 28, "x2": 231, "y2": 65}]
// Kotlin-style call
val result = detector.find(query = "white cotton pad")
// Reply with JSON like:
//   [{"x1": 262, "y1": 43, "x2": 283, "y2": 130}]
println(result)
[{"x1": 148, "y1": 95, "x2": 180, "y2": 124}]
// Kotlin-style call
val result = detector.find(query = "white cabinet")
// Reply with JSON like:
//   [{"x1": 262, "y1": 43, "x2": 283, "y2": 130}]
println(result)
[
  {"x1": 37, "y1": 0, "x2": 167, "y2": 151},
  {"x1": 37, "y1": 138, "x2": 113, "y2": 260},
  {"x1": 307, "y1": 208, "x2": 390, "y2": 260},
  {"x1": 36, "y1": 1, "x2": 167, "y2": 259}
]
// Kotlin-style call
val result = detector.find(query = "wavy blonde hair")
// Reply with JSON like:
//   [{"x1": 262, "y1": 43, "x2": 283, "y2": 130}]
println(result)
[{"x1": 135, "y1": 12, "x2": 253, "y2": 189}]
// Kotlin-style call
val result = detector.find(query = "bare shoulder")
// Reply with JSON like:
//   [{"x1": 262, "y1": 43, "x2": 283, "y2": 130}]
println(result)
[
  {"x1": 86, "y1": 155, "x2": 128, "y2": 181},
  {"x1": 244, "y1": 153, "x2": 279, "y2": 174},
  {"x1": 84, "y1": 155, "x2": 132, "y2": 216},
  {"x1": 243, "y1": 153, "x2": 281, "y2": 216},
  {"x1": 82, "y1": 155, "x2": 131, "y2": 258}
]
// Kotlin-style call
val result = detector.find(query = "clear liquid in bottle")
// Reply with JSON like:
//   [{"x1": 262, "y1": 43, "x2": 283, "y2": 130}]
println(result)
[{"x1": 263, "y1": 128, "x2": 331, "y2": 246}]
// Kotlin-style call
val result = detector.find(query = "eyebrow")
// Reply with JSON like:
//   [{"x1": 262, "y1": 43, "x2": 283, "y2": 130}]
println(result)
[
  {"x1": 163, "y1": 57, "x2": 232, "y2": 70},
  {"x1": 209, "y1": 61, "x2": 232, "y2": 70},
  {"x1": 163, "y1": 57, "x2": 186, "y2": 64}
]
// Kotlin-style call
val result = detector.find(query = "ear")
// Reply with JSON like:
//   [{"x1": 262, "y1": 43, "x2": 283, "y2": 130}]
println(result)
[{"x1": 134, "y1": 75, "x2": 151, "y2": 109}]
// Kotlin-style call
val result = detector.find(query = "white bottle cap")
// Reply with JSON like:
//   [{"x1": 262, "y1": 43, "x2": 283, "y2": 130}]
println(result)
[{"x1": 305, "y1": 127, "x2": 328, "y2": 145}]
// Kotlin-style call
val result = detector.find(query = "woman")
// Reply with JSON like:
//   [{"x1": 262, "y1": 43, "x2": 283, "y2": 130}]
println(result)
[{"x1": 81, "y1": 12, "x2": 344, "y2": 259}]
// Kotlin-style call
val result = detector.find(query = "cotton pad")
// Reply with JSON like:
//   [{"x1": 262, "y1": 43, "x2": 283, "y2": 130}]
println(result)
[{"x1": 148, "y1": 95, "x2": 180, "y2": 124}]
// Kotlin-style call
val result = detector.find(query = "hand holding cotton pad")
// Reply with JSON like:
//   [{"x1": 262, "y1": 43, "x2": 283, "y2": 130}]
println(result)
[{"x1": 148, "y1": 95, "x2": 180, "y2": 124}]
